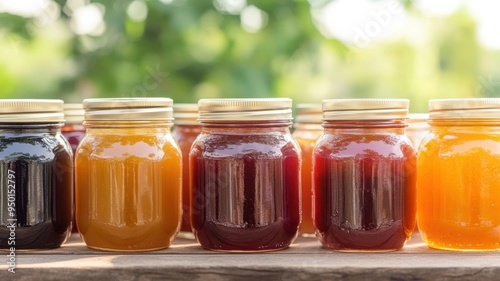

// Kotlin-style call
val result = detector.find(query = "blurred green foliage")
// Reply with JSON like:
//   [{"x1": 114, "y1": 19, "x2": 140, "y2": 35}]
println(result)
[{"x1": 1, "y1": 0, "x2": 499, "y2": 112}]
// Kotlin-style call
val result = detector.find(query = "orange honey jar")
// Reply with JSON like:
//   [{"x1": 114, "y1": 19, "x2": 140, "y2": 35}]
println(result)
[
  {"x1": 75, "y1": 98, "x2": 182, "y2": 251},
  {"x1": 418, "y1": 98, "x2": 500, "y2": 251}
]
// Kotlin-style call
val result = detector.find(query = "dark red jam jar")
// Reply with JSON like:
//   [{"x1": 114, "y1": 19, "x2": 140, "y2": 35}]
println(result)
[
  {"x1": 313, "y1": 99, "x2": 416, "y2": 251},
  {"x1": 61, "y1": 103, "x2": 85, "y2": 234},
  {"x1": 172, "y1": 104, "x2": 201, "y2": 237},
  {"x1": 190, "y1": 98, "x2": 301, "y2": 252},
  {"x1": 0, "y1": 100, "x2": 73, "y2": 249}
]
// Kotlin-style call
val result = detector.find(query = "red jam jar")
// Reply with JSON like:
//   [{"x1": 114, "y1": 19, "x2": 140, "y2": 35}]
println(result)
[
  {"x1": 62, "y1": 103, "x2": 86, "y2": 234},
  {"x1": 313, "y1": 99, "x2": 416, "y2": 251},
  {"x1": 292, "y1": 104, "x2": 322, "y2": 237},
  {"x1": 172, "y1": 103, "x2": 201, "y2": 237},
  {"x1": 190, "y1": 98, "x2": 301, "y2": 252}
]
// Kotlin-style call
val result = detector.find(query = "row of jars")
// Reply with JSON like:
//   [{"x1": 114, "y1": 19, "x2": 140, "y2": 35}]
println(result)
[{"x1": 0, "y1": 98, "x2": 498, "y2": 252}]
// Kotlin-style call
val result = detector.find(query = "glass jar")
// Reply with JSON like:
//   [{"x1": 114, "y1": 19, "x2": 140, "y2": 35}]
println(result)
[
  {"x1": 292, "y1": 104, "x2": 323, "y2": 237},
  {"x1": 75, "y1": 98, "x2": 182, "y2": 251},
  {"x1": 406, "y1": 113, "x2": 429, "y2": 151},
  {"x1": 190, "y1": 98, "x2": 301, "y2": 252},
  {"x1": 418, "y1": 98, "x2": 500, "y2": 251},
  {"x1": 313, "y1": 99, "x2": 416, "y2": 251},
  {"x1": 172, "y1": 104, "x2": 201, "y2": 237},
  {"x1": 62, "y1": 103, "x2": 86, "y2": 234},
  {"x1": 0, "y1": 99, "x2": 73, "y2": 249}
]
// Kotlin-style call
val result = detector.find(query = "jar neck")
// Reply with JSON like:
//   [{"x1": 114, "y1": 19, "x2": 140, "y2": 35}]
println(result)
[
  {"x1": 199, "y1": 121, "x2": 291, "y2": 135},
  {"x1": 293, "y1": 123, "x2": 323, "y2": 132},
  {"x1": 173, "y1": 124, "x2": 201, "y2": 132},
  {"x1": 429, "y1": 119, "x2": 500, "y2": 127},
  {"x1": 323, "y1": 120, "x2": 407, "y2": 134},
  {"x1": 84, "y1": 120, "x2": 173, "y2": 129},
  {"x1": 0, "y1": 123, "x2": 62, "y2": 133}
]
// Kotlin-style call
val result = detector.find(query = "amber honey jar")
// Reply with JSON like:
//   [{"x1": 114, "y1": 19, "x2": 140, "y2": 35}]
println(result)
[
  {"x1": 75, "y1": 98, "x2": 182, "y2": 251},
  {"x1": 418, "y1": 98, "x2": 500, "y2": 251},
  {"x1": 172, "y1": 104, "x2": 201, "y2": 236},
  {"x1": 190, "y1": 98, "x2": 301, "y2": 252},
  {"x1": 313, "y1": 99, "x2": 416, "y2": 251},
  {"x1": 292, "y1": 104, "x2": 323, "y2": 237}
]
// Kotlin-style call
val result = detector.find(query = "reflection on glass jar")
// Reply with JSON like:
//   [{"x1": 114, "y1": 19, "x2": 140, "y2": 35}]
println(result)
[{"x1": 190, "y1": 98, "x2": 301, "y2": 252}]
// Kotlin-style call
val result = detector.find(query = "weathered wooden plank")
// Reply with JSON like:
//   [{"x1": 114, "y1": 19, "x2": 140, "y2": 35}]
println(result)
[{"x1": 1, "y1": 234, "x2": 499, "y2": 281}]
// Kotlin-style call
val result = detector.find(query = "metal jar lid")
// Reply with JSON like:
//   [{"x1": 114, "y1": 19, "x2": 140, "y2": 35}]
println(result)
[
  {"x1": 322, "y1": 99, "x2": 409, "y2": 120},
  {"x1": 295, "y1": 104, "x2": 322, "y2": 124},
  {"x1": 64, "y1": 103, "x2": 85, "y2": 123},
  {"x1": 83, "y1": 98, "x2": 174, "y2": 121},
  {"x1": 173, "y1": 103, "x2": 199, "y2": 125},
  {"x1": 0, "y1": 99, "x2": 65, "y2": 123},
  {"x1": 198, "y1": 98, "x2": 293, "y2": 121},
  {"x1": 429, "y1": 98, "x2": 500, "y2": 119}
]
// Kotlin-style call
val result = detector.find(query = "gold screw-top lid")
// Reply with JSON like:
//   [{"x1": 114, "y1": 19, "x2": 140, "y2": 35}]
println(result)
[
  {"x1": 295, "y1": 104, "x2": 322, "y2": 124},
  {"x1": 83, "y1": 98, "x2": 173, "y2": 121},
  {"x1": 63, "y1": 103, "x2": 85, "y2": 124},
  {"x1": 173, "y1": 103, "x2": 199, "y2": 125},
  {"x1": 198, "y1": 98, "x2": 293, "y2": 121},
  {"x1": 322, "y1": 99, "x2": 409, "y2": 120},
  {"x1": 429, "y1": 98, "x2": 500, "y2": 119},
  {"x1": 0, "y1": 99, "x2": 64, "y2": 123}
]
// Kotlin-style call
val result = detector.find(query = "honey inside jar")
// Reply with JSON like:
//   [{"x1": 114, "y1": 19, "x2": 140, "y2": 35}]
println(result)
[
  {"x1": 418, "y1": 115, "x2": 500, "y2": 251},
  {"x1": 75, "y1": 98, "x2": 181, "y2": 251}
]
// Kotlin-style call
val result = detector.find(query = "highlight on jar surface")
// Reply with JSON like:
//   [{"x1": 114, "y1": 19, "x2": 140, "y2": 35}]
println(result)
[
  {"x1": 313, "y1": 99, "x2": 417, "y2": 251},
  {"x1": 292, "y1": 104, "x2": 323, "y2": 237},
  {"x1": 172, "y1": 103, "x2": 201, "y2": 238},
  {"x1": 190, "y1": 98, "x2": 301, "y2": 252},
  {"x1": 417, "y1": 98, "x2": 500, "y2": 251},
  {"x1": 75, "y1": 98, "x2": 182, "y2": 251},
  {"x1": 0, "y1": 99, "x2": 73, "y2": 249},
  {"x1": 62, "y1": 103, "x2": 86, "y2": 234}
]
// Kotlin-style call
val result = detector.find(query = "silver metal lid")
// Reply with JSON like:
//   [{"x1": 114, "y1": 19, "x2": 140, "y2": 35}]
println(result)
[
  {"x1": 0, "y1": 99, "x2": 64, "y2": 123},
  {"x1": 64, "y1": 103, "x2": 85, "y2": 123},
  {"x1": 322, "y1": 99, "x2": 409, "y2": 120},
  {"x1": 173, "y1": 103, "x2": 198, "y2": 125},
  {"x1": 429, "y1": 98, "x2": 500, "y2": 119},
  {"x1": 83, "y1": 98, "x2": 174, "y2": 121},
  {"x1": 198, "y1": 98, "x2": 293, "y2": 121},
  {"x1": 295, "y1": 104, "x2": 322, "y2": 124}
]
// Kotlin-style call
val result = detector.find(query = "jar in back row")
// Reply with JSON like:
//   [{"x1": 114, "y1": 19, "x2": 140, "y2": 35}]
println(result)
[
  {"x1": 172, "y1": 103, "x2": 201, "y2": 237},
  {"x1": 313, "y1": 99, "x2": 416, "y2": 251},
  {"x1": 190, "y1": 98, "x2": 301, "y2": 252},
  {"x1": 75, "y1": 98, "x2": 182, "y2": 251},
  {"x1": 62, "y1": 103, "x2": 86, "y2": 234},
  {"x1": 0, "y1": 100, "x2": 73, "y2": 249},
  {"x1": 292, "y1": 104, "x2": 323, "y2": 236},
  {"x1": 418, "y1": 98, "x2": 500, "y2": 251}
]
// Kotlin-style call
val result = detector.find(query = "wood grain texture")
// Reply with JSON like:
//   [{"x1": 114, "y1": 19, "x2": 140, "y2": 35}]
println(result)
[{"x1": 1, "y1": 233, "x2": 500, "y2": 280}]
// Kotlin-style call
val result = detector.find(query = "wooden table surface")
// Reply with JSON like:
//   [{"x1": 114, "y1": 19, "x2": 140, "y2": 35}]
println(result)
[{"x1": 1, "y1": 232, "x2": 500, "y2": 281}]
